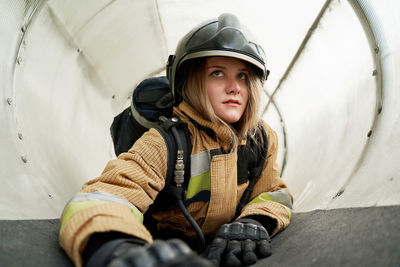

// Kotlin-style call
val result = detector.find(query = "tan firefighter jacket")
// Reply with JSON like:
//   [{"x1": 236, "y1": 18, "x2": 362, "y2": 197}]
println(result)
[{"x1": 59, "y1": 101, "x2": 293, "y2": 266}]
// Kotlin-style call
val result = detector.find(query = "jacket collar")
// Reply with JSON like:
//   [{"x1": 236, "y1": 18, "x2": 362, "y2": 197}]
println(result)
[{"x1": 174, "y1": 101, "x2": 235, "y2": 151}]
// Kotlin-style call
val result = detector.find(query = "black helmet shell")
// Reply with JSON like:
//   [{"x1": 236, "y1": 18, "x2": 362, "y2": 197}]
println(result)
[{"x1": 167, "y1": 13, "x2": 269, "y2": 104}]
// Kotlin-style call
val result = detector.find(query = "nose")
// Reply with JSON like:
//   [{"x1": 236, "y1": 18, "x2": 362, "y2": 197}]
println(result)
[{"x1": 226, "y1": 77, "x2": 241, "y2": 95}]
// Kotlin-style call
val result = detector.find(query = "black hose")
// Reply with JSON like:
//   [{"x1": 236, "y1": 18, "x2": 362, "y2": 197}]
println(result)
[
  {"x1": 170, "y1": 123, "x2": 206, "y2": 251},
  {"x1": 177, "y1": 199, "x2": 206, "y2": 251}
]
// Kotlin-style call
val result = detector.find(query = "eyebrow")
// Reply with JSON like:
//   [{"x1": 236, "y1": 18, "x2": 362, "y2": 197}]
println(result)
[
  {"x1": 207, "y1": 65, "x2": 248, "y2": 72},
  {"x1": 207, "y1": 65, "x2": 226, "y2": 69}
]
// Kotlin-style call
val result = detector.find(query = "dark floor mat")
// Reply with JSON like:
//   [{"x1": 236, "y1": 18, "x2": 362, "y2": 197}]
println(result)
[{"x1": 1, "y1": 205, "x2": 399, "y2": 266}]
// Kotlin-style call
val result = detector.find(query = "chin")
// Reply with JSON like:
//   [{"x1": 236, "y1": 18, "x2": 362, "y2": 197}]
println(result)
[{"x1": 221, "y1": 117, "x2": 241, "y2": 124}]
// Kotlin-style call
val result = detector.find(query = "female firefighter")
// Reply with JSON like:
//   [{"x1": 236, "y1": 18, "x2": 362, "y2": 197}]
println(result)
[{"x1": 59, "y1": 13, "x2": 293, "y2": 267}]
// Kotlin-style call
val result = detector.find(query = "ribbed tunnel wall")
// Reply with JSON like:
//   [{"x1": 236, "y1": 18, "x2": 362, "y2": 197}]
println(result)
[{"x1": 1, "y1": 0, "x2": 399, "y2": 220}]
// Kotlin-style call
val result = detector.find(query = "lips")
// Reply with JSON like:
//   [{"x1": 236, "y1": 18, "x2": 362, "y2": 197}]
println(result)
[{"x1": 223, "y1": 99, "x2": 240, "y2": 105}]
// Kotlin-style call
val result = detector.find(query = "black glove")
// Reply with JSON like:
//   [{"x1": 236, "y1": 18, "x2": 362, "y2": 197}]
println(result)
[
  {"x1": 85, "y1": 237, "x2": 214, "y2": 267},
  {"x1": 204, "y1": 218, "x2": 272, "y2": 267}
]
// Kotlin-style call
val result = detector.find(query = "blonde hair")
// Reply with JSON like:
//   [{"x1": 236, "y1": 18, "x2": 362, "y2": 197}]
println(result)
[{"x1": 181, "y1": 57, "x2": 263, "y2": 141}]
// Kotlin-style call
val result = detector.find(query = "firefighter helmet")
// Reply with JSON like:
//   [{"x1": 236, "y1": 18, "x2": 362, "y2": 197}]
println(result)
[{"x1": 167, "y1": 13, "x2": 269, "y2": 104}]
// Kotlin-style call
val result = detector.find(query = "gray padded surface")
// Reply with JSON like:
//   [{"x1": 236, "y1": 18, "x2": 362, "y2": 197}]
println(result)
[{"x1": 1, "y1": 206, "x2": 399, "y2": 266}]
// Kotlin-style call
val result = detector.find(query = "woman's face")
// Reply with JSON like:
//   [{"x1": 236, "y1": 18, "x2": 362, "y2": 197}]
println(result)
[{"x1": 205, "y1": 57, "x2": 249, "y2": 124}]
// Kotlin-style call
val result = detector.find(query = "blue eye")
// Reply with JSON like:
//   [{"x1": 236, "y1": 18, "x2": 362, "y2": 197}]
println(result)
[
  {"x1": 238, "y1": 72, "x2": 247, "y2": 80},
  {"x1": 212, "y1": 70, "x2": 223, "y2": 77}
]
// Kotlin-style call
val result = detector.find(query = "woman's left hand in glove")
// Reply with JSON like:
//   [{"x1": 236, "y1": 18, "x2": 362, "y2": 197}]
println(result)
[{"x1": 203, "y1": 218, "x2": 272, "y2": 267}]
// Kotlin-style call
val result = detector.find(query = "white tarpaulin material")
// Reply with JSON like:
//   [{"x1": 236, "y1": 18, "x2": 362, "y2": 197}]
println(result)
[{"x1": 1, "y1": 0, "x2": 399, "y2": 219}]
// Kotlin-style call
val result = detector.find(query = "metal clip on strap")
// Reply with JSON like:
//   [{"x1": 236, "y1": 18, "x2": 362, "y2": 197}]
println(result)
[{"x1": 174, "y1": 150, "x2": 185, "y2": 187}]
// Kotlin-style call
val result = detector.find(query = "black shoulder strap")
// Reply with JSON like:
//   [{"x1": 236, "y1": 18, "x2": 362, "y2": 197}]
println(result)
[
  {"x1": 233, "y1": 123, "x2": 268, "y2": 219},
  {"x1": 155, "y1": 116, "x2": 205, "y2": 250},
  {"x1": 154, "y1": 116, "x2": 192, "y2": 196},
  {"x1": 248, "y1": 123, "x2": 269, "y2": 178},
  {"x1": 145, "y1": 116, "x2": 206, "y2": 249}
]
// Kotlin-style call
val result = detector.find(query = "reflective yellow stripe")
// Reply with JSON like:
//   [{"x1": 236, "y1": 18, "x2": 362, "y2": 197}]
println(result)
[
  {"x1": 249, "y1": 192, "x2": 274, "y2": 204},
  {"x1": 248, "y1": 189, "x2": 292, "y2": 208},
  {"x1": 60, "y1": 200, "x2": 105, "y2": 231},
  {"x1": 283, "y1": 205, "x2": 293, "y2": 220},
  {"x1": 190, "y1": 150, "x2": 211, "y2": 177},
  {"x1": 60, "y1": 191, "x2": 144, "y2": 231},
  {"x1": 249, "y1": 192, "x2": 293, "y2": 220},
  {"x1": 186, "y1": 170, "x2": 211, "y2": 199},
  {"x1": 60, "y1": 200, "x2": 144, "y2": 231},
  {"x1": 185, "y1": 150, "x2": 212, "y2": 200}
]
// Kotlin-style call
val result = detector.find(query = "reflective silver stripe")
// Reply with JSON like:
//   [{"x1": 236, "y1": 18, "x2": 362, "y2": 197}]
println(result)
[
  {"x1": 190, "y1": 150, "x2": 211, "y2": 177},
  {"x1": 266, "y1": 189, "x2": 293, "y2": 209},
  {"x1": 61, "y1": 191, "x2": 141, "y2": 217}
]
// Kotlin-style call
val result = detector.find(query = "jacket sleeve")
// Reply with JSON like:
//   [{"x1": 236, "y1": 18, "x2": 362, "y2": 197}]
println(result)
[
  {"x1": 59, "y1": 128, "x2": 168, "y2": 267},
  {"x1": 236, "y1": 121, "x2": 293, "y2": 237}
]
